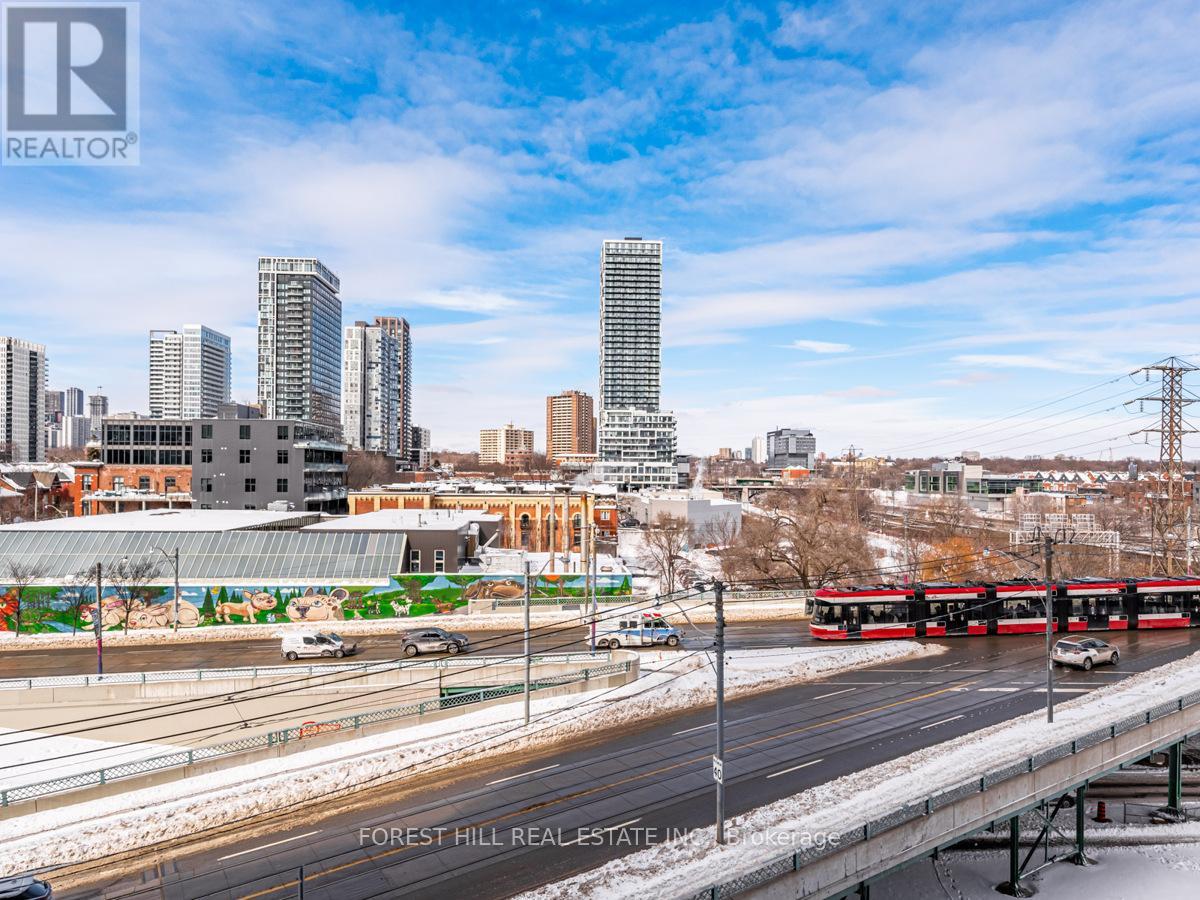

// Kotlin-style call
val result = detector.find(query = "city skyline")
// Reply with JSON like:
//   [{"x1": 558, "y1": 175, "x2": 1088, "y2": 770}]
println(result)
[{"x1": 3, "y1": 2, "x2": 1200, "y2": 458}]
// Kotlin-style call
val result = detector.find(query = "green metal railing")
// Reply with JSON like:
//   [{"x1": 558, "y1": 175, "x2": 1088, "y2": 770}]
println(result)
[{"x1": 0, "y1": 660, "x2": 632, "y2": 808}]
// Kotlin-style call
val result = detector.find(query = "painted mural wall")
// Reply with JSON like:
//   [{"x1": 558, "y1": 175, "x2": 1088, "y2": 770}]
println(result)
[{"x1": 0, "y1": 573, "x2": 634, "y2": 633}]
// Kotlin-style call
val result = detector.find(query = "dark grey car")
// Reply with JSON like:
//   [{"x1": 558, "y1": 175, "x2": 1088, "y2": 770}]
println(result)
[{"x1": 401, "y1": 627, "x2": 469, "y2": 657}]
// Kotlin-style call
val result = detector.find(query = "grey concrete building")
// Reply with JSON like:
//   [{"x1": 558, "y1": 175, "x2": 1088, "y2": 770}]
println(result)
[
  {"x1": 192, "y1": 414, "x2": 347, "y2": 514},
  {"x1": 257, "y1": 257, "x2": 342, "y2": 429},
  {"x1": 305, "y1": 509, "x2": 502, "y2": 573},
  {"x1": 766, "y1": 427, "x2": 817, "y2": 471},
  {"x1": 374, "y1": 316, "x2": 412, "y2": 461},
  {"x1": 100, "y1": 410, "x2": 348, "y2": 514}
]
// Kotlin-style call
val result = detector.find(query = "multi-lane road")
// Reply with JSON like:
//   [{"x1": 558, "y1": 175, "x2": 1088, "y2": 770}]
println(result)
[
  {"x1": 26, "y1": 625, "x2": 1200, "y2": 899},
  {"x1": 0, "y1": 621, "x2": 801, "y2": 678}
]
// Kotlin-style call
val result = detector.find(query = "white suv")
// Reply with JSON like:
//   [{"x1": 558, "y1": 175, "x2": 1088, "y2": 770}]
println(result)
[{"x1": 1052, "y1": 638, "x2": 1118, "y2": 670}]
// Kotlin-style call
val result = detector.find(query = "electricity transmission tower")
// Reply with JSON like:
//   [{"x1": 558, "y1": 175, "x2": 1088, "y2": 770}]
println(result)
[{"x1": 1130, "y1": 357, "x2": 1198, "y2": 575}]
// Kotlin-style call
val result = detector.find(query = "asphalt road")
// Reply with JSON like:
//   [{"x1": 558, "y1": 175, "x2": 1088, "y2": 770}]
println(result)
[
  {"x1": 0, "y1": 621, "x2": 807, "y2": 678},
  {"x1": 47, "y1": 627, "x2": 1200, "y2": 900}
]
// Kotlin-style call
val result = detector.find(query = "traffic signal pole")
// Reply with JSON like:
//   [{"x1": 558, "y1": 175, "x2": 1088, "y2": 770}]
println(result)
[{"x1": 1044, "y1": 536, "x2": 1055, "y2": 724}]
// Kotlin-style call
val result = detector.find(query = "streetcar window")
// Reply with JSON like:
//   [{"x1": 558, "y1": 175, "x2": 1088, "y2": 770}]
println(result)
[
  {"x1": 862, "y1": 603, "x2": 907, "y2": 623},
  {"x1": 1003, "y1": 600, "x2": 1045, "y2": 619}
]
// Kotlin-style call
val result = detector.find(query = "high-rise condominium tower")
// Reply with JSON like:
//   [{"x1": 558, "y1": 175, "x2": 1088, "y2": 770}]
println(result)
[
  {"x1": 374, "y1": 316, "x2": 412, "y2": 460},
  {"x1": 149, "y1": 325, "x2": 232, "y2": 419},
  {"x1": 257, "y1": 257, "x2": 342, "y2": 429},
  {"x1": 88, "y1": 393, "x2": 108, "y2": 440},
  {"x1": 600, "y1": 238, "x2": 662, "y2": 413},
  {"x1": 342, "y1": 321, "x2": 399, "y2": 455},
  {"x1": 546, "y1": 389, "x2": 596, "y2": 461},
  {"x1": 0, "y1": 337, "x2": 47, "y2": 462},
  {"x1": 597, "y1": 238, "x2": 676, "y2": 489}
]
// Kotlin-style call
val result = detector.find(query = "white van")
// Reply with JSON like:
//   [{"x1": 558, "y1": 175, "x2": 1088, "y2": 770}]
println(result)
[{"x1": 281, "y1": 631, "x2": 358, "y2": 661}]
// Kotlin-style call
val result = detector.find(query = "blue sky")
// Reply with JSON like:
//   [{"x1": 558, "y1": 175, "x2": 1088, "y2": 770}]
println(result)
[{"x1": 4, "y1": 0, "x2": 1200, "y2": 458}]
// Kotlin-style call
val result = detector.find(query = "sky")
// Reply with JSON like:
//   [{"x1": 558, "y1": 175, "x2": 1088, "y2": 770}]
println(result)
[{"x1": 4, "y1": 0, "x2": 1200, "y2": 459}]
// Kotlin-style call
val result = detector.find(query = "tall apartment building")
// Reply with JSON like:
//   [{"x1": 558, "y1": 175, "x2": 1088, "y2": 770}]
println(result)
[
  {"x1": 596, "y1": 238, "x2": 677, "y2": 489},
  {"x1": 61, "y1": 415, "x2": 89, "y2": 449},
  {"x1": 751, "y1": 435, "x2": 766, "y2": 465},
  {"x1": 766, "y1": 428, "x2": 817, "y2": 471},
  {"x1": 410, "y1": 425, "x2": 431, "y2": 469},
  {"x1": 342, "y1": 321, "x2": 399, "y2": 455},
  {"x1": 44, "y1": 390, "x2": 64, "y2": 423},
  {"x1": 256, "y1": 257, "x2": 342, "y2": 429},
  {"x1": 88, "y1": 393, "x2": 109, "y2": 440},
  {"x1": 0, "y1": 337, "x2": 47, "y2": 462},
  {"x1": 65, "y1": 387, "x2": 84, "y2": 417},
  {"x1": 479, "y1": 423, "x2": 534, "y2": 465},
  {"x1": 374, "y1": 316, "x2": 412, "y2": 460},
  {"x1": 149, "y1": 325, "x2": 232, "y2": 419},
  {"x1": 546, "y1": 389, "x2": 596, "y2": 461},
  {"x1": 600, "y1": 238, "x2": 662, "y2": 412}
]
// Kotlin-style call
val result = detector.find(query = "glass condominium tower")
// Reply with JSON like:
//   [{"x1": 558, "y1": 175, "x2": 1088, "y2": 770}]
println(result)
[
  {"x1": 597, "y1": 238, "x2": 676, "y2": 489},
  {"x1": 257, "y1": 257, "x2": 342, "y2": 429},
  {"x1": 600, "y1": 238, "x2": 662, "y2": 413}
]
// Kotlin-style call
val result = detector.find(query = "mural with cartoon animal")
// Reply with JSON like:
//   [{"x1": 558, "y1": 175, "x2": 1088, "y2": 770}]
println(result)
[{"x1": 0, "y1": 572, "x2": 633, "y2": 632}]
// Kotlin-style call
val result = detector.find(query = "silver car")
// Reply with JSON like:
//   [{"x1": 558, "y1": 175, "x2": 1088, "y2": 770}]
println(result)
[
  {"x1": 401, "y1": 627, "x2": 469, "y2": 657},
  {"x1": 1052, "y1": 637, "x2": 1119, "y2": 670}
]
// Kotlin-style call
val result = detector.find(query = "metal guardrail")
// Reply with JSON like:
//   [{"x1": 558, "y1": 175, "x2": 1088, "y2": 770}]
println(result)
[
  {"x1": 685, "y1": 686, "x2": 1200, "y2": 900},
  {"x1": 0, "y1": 652, "x2": 606, "y2": 691},
  {"x1": 0, "y1": 659, "x2": 632, "y2": 808}
]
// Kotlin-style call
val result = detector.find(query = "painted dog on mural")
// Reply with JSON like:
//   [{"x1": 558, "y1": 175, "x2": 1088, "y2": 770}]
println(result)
[
  {"x1": 285, "y1": 587, "x2": 349, "y2": 622},
  {"x1": 214, "y1": 590, "x2": 277, "y2": 624}
]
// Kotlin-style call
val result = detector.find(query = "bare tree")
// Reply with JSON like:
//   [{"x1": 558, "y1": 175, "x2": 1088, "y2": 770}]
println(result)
[
  {"x1": 344, "y1": 450, "x2": 399, "y2": 490},
  {"x1": 642, "y1": 514, "x2": 692, "y2": 594},
  {"x1": 106, "y1": 558, "x2": 161, "y2": 631},
  {"x1": 65, "y1": 565, "x2": 102, "y2": 635},
  {"x1": 723, "y1": 486, "x2": 876, "y2": 590},
  {"x1": 3, "y1": 561, "x2": 46, "y2": 634}
]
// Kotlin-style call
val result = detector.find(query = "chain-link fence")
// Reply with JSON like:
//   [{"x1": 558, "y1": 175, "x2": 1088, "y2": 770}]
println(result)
[{"x1": 0, "y1": 659, "x2": 631, "y2": 807}]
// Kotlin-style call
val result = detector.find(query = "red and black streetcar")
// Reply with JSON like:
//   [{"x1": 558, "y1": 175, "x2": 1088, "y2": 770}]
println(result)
[{"x1": 809, "y1": 576, "x2": 1200, "y2": 639}]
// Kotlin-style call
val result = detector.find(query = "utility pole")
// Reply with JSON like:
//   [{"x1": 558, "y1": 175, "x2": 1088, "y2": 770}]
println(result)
[
  {"x1": 1043, "y1": 535, "x2": 1055, "y2": 724},
  {"x1": 589, "y1": 525, "x2": 599, "y2": 654},
  {"x1": 523, "y1": 558, "x2": 532, "y2": 726},
  {"x1": 1131, "y1": 357, "x2": 1198, "y2": 575},
  {"x1": 94, "y1": 562, "x2": 104, "y2": 676},
  {"x1": 714, "y1": 579, "x2": 727, "y2": 845}
]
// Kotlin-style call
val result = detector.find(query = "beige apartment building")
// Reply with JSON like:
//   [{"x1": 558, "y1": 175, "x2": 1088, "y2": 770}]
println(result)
[
  {"x1": 479, "y1": 423, "x2": 535, "y2": 465},
  {"x1": 546, "y1": 390, "x2": 596, "y2": 462}
]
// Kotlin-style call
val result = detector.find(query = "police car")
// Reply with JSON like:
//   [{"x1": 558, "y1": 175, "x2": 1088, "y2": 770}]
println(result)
[{"x1": 596, "y1": 613, "x2": 682, "y2": 649}]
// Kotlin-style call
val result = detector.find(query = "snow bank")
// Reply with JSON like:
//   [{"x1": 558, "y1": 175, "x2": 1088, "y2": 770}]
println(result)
[
  {"x1": 0, "y1": 641, "x2": 938, "y2": 875},
  {"x1": 519, "y1": 648, "x2": 1200, "y2": 900},
  {"x1": 0, "y1": 728, "x2": 179, "y2": 791}
]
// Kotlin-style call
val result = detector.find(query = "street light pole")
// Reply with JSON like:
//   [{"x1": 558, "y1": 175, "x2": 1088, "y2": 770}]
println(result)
[
  {"x1": 523, "y1": 558, "x2": 532, "y2": 726},
  {"x1": 94, "y1": 562, "x2": 103, "y2": 676},
  {"x1": 714, "y1": 579, "x2": 727, "y2": 845},
  {"x1": 1044, "y1": 535, "x2": 1055, "y2": 724}
]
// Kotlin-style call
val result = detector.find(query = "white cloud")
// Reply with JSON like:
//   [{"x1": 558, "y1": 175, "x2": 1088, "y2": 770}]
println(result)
[{"x1": 786, "y1": 339, "x2": 853, "y2": 354}]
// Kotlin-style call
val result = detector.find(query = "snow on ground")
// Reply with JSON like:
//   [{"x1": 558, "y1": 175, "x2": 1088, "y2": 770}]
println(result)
[
  {"x1": 0, "y1": 728, "x2": 180, "y2": 791},
  {"x1": 867, "y1": 531, "x2": 906, "y2": 573},
  {"x1": 0, "y1": 641, "x2": 940, "y2": 875},
  {"x1": 518, "y1": 648, "x2": 1200, "y2": 900},
  {"x1": 882, "y1": 843, "x2": 1200, "y2": 898}
]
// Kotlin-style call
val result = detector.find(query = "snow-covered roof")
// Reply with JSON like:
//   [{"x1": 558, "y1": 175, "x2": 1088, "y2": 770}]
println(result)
[
  {"x1": 303, "y1": 509, "x2": 502, "y2": 532},
  {"x1": 0, "y1": 508, "x2": 317, "y2": 532}
]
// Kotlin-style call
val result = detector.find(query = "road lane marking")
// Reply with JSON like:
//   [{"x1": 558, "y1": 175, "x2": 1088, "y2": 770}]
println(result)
[
  {"x1": 486, "y1": 764, "x2": 560, "y2": 785},
  {"x1": 977, "y1": 687, "x2": 1021, "y2": 693},
  {"x1": 767, "y1": 758, "x2": 823, "y2": 779},
  {"x1": 237, "y1": 680, "x2": 976, "y2": 900},
  {"x1": 919, "y1": 715, "x2": 965, "y2": 731},
  {"x1": 217, "y1": 830, "x2": 321, "y2": 861},
  {"x1": 811, "y1": 688, "x2": 856, "y2": 700},
  {"x1": 559, "y1": 817, "x2": 643, "y2": 846},
  {"x1": 673, "y1": 722, "x2": 716, "y2": 736}
]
